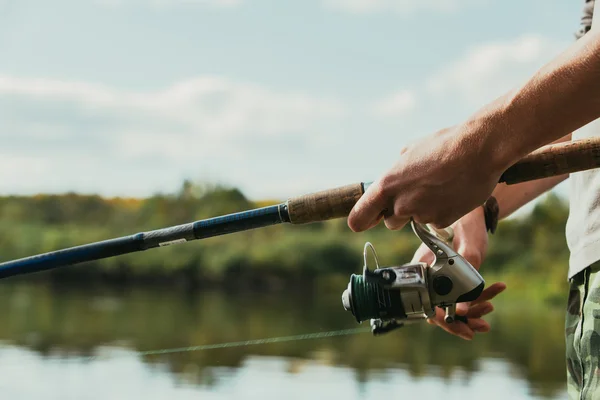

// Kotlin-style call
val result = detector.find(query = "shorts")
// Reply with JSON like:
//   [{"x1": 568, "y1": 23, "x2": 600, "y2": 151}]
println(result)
[{"x1": 566, "y1": 262, "x2": 600, "y2": 399}]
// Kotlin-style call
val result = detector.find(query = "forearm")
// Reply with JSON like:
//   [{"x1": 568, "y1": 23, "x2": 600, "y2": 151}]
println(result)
[
  {"x1": 461, "y1": 29, "x2": 600, "y2": 174},
  {"x1": 492, "y1": 175, "x2": 566, "y2": 219}
]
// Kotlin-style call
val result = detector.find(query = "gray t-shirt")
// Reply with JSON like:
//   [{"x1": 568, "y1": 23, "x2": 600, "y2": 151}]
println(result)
[{"x1": 566, "y1": 0, "x2": 600, "y2": 279}]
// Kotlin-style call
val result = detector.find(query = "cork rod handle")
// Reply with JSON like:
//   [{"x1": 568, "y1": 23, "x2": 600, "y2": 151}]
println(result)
[
  {"x1": 286, "y1": 137, "x2": 600, "y2": 224},
  {"x1": 500, "y1": 136, "x2": 600, "y2": 184},
  {"x1": 287, "y1": 183, "x2": 365, "y2": 224}
]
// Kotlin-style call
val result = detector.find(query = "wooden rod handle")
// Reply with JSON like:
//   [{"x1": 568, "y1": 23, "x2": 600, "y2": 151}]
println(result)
[
  {"x1": 287, "y1": 183, "x2": 365, "y2": 224},
  {"x1": 500, "y1": 137, "x2": 600, "y2": 185},
  {"x1": 286, "y1": 138, "x2": 600, "y2": 224}
]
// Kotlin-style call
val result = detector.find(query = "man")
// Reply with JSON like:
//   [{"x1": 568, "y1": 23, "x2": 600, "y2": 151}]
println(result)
[{"x1": 347, "y1": 1, "x2": 599, "y2": 398}]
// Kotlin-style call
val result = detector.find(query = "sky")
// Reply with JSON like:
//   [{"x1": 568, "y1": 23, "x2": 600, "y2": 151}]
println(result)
[{"x1": 0, "y1": 0, "x2": 584, "y2": 201}]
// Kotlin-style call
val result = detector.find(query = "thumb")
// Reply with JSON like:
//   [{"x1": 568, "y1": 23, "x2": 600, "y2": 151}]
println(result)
[{"x1": 348, "y1": 183, "x2": 389, "y2": 232}]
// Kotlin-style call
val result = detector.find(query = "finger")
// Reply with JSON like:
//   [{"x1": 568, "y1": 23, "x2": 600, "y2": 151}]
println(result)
[
  {"x1": 470, "y1": 282, "x2": 507, "y2": 306},
  {"x1": 430, "y1": 305, "x2": 493, "y2": 337},
  {"x1": 383, "y1": 214, "x2": 410, "y2": 231},
  {"x1": 434, "y1": 313, "x2": 490, "y2": 337},
  {"x1": 456, "y1": 301, "x2": 470, "y2": 316},
  {"x1": 434, "y1": 318, "x2": 474, "y2": 340},
  {"x1": 428, "y1": 308, "x2": 474, "y2": 340},
  {"x1": 347, "y1": 183, "x2": 390, "y2": 232},
  {"x1": 429, "y1": 291, "x2": 499, "y2": 339},
  {"x1": 467, "y1": 318, "x2": 491, "y2": 333},
  {"x1": 365, "y1": 212, "x2": 385, "y2": 231},
  {"x1": 466, "y1": 302, "x2": 494, "y2": 319}
]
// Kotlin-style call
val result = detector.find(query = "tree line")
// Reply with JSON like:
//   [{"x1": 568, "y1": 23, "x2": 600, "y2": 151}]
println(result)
[{"x1": 0, "y1": 181, "x2": 571, "y2": 301}]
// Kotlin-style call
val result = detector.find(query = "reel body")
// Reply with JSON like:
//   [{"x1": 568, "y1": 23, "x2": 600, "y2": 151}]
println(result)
[{"x1": 341, "y1": 220, "x2": 484, "y2": 335}]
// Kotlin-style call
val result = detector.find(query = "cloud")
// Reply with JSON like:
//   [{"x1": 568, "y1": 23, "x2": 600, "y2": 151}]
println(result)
[
  {"x1": 426, "y1": 34, "x2": 569, "y2": 108},
  {"x1": 0, "y1": 75, "x2": 344, "y2": 141},
  {"x1": 322, "y1": 0, "x2": 482, "y2": 15},
  {"x1": 371, "y1": 90, "x2": 416, "y2": 117},
  {"x1": 0, "y1": 74, "x2": 346, "y2": 197}
]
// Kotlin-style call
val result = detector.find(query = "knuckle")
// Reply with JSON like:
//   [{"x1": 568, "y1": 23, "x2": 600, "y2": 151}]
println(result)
[
  {"x1": 371, "y1": 182, "x2": 389, "y2": 202},
  {"x1": 412, "y1": 214, "x2": 424, "y2": 224},
  {"x1": 384, "y1": 219, "x2": 400, "y2": 231},
  {"x1": 393, "y1": 201, "x2": 407, "y2": 218},
  {"x1": 434, "y1": 215, "x2": 456, "y2": 229},
  {"x1": 378, "y1": 175, "x2": 398, "y2": 197},
  {"x1": 395, "y1": 194, "x2": 421, "y2": 219},
  {"x1": 427, "y1": 214, "x2": 447, "y2": 229},
  {"x1": 412, "y1": 211, "x2": 433, "y2": 225}
]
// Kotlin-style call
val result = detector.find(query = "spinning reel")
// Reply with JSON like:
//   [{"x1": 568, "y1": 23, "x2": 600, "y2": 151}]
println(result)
[{"x1": 341, "y1": 220, "x2": 484, "y2": 335}]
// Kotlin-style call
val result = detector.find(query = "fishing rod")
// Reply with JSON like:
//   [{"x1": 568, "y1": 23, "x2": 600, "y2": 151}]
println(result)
[
  {"x1": 1, "y1": 136, "x2": 600, "y2": 335},
  {"x1": 0, "y1": 136, "x2": 598, "y2": 280}
]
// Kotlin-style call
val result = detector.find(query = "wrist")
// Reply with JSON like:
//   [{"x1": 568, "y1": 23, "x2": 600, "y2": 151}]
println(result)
[
  {"x1": 456, "y1": 93, "x2": 528, "y2": 178},
  {"x1": 453, "y1": 204, "x2": 486, "y2": 234},
  {"x1": 455, "y1": 197, "x2": 498, "y2": 234}
]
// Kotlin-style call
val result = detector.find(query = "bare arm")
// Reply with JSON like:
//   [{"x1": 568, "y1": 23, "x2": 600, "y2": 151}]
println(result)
[
  {"x1": 348, "y1": 27, "x2": 600, "y2": 231},
  {"x1": 491, "y1": 30, "x2": 600, "y2": 166}
]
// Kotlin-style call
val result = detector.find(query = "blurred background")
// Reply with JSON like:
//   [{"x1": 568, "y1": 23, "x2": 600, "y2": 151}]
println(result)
[{"x1": 0, "y1": 0, "x2": 582, "y2": 398}]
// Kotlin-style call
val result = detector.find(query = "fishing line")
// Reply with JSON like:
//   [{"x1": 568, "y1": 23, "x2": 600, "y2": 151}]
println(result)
[
  {"x1": 72, "y1": 327, "x2": 372, "y2": 362},
  {"x1": 138, "y1": 327, "x2": 371, "y2": 356}
]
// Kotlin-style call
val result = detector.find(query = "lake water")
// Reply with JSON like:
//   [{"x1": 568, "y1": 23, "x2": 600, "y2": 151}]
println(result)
[{"x1": 0, "y1": 282, "x2": 568, "y2": 399}]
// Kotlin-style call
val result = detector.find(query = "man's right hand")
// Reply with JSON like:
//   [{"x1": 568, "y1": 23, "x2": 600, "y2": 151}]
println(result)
[{"x1": 411, "y1": 206, "x2": 506, "y2": 340}]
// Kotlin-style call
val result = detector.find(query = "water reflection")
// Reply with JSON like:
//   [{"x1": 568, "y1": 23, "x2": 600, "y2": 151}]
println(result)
[{"x1": 0, "y1": 282, "x2": 567, "y2": 399}]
